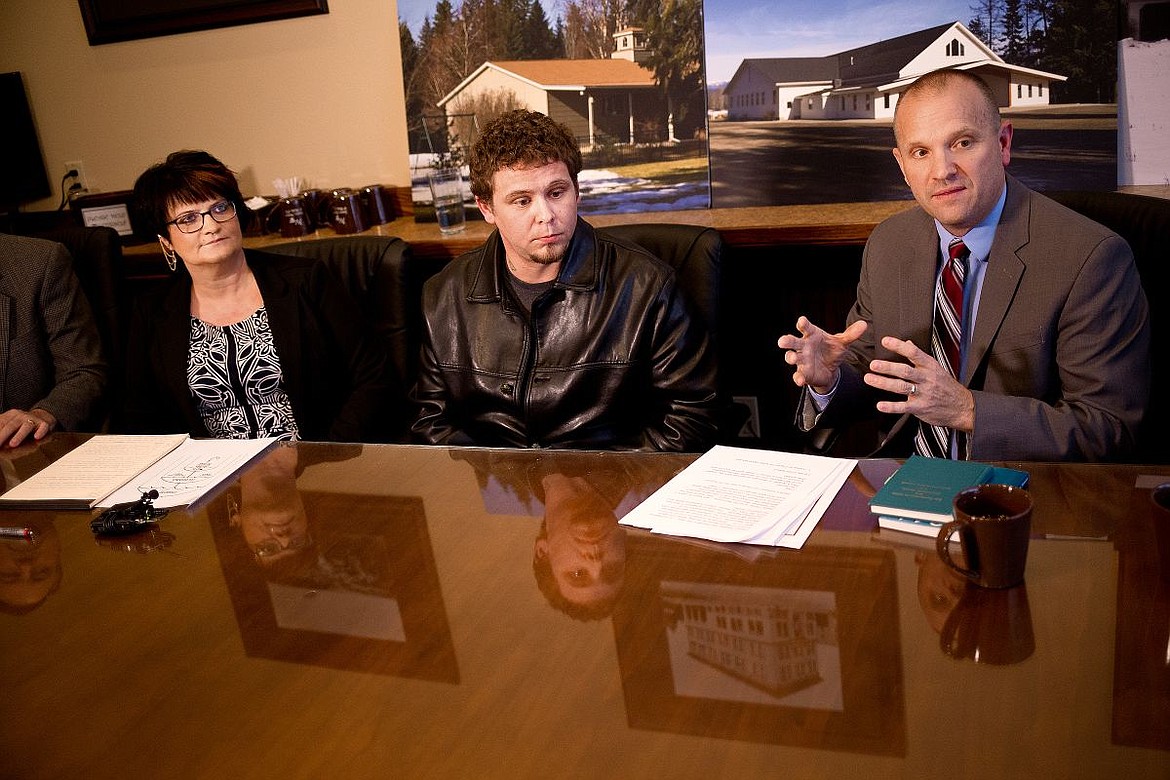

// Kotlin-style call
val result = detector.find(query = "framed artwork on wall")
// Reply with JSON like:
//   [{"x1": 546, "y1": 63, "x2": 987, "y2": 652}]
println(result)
[{"x1": 77, "y1": 0, "x2": 328, "y2": 46}]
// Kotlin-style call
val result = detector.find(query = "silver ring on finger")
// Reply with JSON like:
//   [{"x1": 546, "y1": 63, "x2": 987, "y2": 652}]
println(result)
[{"x1": 908, "y1": 384, "x2": 917, "y2": 396}]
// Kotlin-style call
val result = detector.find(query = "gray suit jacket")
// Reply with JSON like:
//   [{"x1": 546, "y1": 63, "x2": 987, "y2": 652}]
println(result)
[
  {"x1": 809, "y1": 175, "x2": 1150, "y2": 461},
  {"x1": 0, "y1": 234, "x2": 107, "y2": 430}
]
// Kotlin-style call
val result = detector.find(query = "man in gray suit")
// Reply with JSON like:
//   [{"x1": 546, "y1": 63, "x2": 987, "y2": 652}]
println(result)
[
  {"x1": 778, "y1": 68, "x2": 1149, "y2": 461},
  {"x1": 0, "y1": 233, "x2": 106, "y2": 448}
]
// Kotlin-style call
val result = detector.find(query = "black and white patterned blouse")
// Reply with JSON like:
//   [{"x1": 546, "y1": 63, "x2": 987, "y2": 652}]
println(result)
[{"x1": 187, "y1": 308, "x2": 299, "y2": 440}]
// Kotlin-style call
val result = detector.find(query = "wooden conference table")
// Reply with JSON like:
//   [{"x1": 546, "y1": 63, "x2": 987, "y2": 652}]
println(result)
[{"x1": 1, "y1": 436, "x2": 1168, "y2": 779}]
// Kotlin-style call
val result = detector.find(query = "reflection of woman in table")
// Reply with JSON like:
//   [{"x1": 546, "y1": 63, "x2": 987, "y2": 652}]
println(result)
[
  {"x1": 223, "y1": 443, "x2": 387, "y2": 594},
  {"x1": 228, "y1": 444, "x2": 314, "y2": 573}
]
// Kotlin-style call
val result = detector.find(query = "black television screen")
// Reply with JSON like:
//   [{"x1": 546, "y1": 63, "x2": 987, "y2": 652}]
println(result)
[{"x1": 0, "y1": 71, "x2": 52, "y2": 210}]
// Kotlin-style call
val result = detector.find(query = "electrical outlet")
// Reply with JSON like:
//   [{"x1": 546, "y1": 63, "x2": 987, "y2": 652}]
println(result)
[
  {"x1": 732, "y1": 395, "x2": 761, "y2": 438},
  {"x1": 63, "y1": 160, "x2": 89, "y2": 196}
]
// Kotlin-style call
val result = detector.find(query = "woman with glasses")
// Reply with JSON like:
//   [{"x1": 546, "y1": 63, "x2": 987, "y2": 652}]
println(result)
[{"x1": 120, "y1": 150, "x2": 395, "y2": 442}]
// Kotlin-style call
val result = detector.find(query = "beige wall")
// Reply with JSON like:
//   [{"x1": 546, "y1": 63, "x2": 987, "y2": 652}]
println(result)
[{"x1": 0, "y1": 0, "x2": 409, "y2": 211}]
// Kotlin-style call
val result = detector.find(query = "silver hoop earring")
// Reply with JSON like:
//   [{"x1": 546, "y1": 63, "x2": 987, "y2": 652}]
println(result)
[{"x1": 158, "y1": 237, "x2": 177, "y2": 272}]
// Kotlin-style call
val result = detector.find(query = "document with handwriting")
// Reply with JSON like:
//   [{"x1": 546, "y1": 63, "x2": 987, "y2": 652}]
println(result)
[
  {"x1": 0, "y1": 434, "x2": 188, "y2": 509},
  {"x1": 619, "y1": 445, "x2": 857, "y2": 548},
  {"x1": 99, "y1": 437, "x2": 278, "y2": 509}
]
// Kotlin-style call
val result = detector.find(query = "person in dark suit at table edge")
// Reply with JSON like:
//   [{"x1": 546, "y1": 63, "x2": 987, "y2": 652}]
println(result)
[
  {"x1": 411, "y1": 110, "x2": 719, "y2": 451},
  {"x1": 0, "y1": 233, "x2": 107, "y2": 448},
  {"x1": 777, "y1": 68, "x2": 1149, "y2": 462}
]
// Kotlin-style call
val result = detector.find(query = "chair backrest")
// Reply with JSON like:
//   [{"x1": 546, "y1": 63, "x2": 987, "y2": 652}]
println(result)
[
  {"x1": 33, "y1": 225, "x2": 125, "y2": 429},
  {"x1": 265, "y1": 236, "x2": 420, "y2": 391},
  {"x1": 598, "y1": 223, "x2": 745, "y2": 440},
  {"x1": 34, "y1": 225, "x2": 125, "y2": 366},
  {"x1": 598, "y1": 223, "x2": 723, "y2": 350},
  {"x1": 1047, "y1": 190, "x2": 1170, "y2": 463}
]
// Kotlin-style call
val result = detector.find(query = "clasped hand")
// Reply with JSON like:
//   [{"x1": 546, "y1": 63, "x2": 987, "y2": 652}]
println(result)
[{"x1": 778, "y1": 318, "x2": 974, "y2": 433}]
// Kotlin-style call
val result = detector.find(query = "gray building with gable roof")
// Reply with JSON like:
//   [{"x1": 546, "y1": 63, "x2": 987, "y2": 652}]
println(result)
[{"x1": 724, "y1": 22, "x2": 1066, "y2": 121}]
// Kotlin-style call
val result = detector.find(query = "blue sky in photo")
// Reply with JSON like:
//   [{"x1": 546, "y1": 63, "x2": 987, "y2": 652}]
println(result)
[
  {"x1": 702, "y1": 0, "x2": 975, "y2": 83},
  {"x1": 397, "y1": 0, "x2": 976, "y2": 84}
]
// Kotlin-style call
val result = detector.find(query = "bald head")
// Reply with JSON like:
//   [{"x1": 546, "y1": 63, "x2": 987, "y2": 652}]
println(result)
[{"x1": 894, "y1": 69, "x2": 1001, "y2": 146}]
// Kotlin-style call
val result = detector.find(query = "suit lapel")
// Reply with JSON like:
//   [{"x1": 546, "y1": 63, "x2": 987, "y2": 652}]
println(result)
[
  {"x1": 0, "y1": 294, "x2": 10, "y2": 392},
  {"x1": 967, "y1": 178, "x2": 1029, "y2": 384},
  {"x1": 158, "y1": 279, "x2": 194, "y2": 404},
  {"x1": 899, "y1": 215, "x2": 939, "y2": 352},
  {"x1": 253, "y1": 256, "x2": 302, "y2": 401}
]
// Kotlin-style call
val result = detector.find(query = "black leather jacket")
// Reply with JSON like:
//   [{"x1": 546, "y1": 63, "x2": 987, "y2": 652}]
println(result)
[{"x1": 411, "y1": 219, "x2": 718, "y2": 451}]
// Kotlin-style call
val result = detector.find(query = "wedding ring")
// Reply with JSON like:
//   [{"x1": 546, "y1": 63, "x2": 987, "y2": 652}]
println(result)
[
  {"x1": 26, "y1": 418, "x2": 36, "y2": 425},
  {"x1": 908, "y1": 384, "x2": 917, "y2": 396}
]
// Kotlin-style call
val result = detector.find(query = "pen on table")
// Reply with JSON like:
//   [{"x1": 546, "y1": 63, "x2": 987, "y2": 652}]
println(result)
[{"x1": 0, "y1": 525, "x2": 37, "y2": 541}]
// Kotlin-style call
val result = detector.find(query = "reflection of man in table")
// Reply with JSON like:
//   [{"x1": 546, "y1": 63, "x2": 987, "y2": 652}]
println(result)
[
  {"x1": 534, "y1": 469, "x2": 630, "y2": 621},
  {"x1": 0, "y1": 518, "x2": 61, "y2": 615},
  {"x1": 454, "y1": 450, "x2": 679, "y2": 620}
]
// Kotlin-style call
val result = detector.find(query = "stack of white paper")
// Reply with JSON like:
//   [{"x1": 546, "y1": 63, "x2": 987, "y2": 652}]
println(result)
[
  {"x1": 619, "y1": 445, "x2": 856, "y2": 548},
  {"x1": 0, "y1": 435, "x2": 277, "y2": 510}
]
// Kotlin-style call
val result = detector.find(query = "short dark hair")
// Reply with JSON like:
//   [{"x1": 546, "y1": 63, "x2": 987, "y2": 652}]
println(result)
[
  {"x1": 531, "y1": 522, "x2": 619, "y2": 622},
  {"x1": 468, "y1": 110, "x2": 582, "y2": 202},
  {"x1": 894, "y1": 69, "x2": 1001, "y2": 144},
  {"x1": 133, "y1": 150, "x2": 247, "y2": 236}
]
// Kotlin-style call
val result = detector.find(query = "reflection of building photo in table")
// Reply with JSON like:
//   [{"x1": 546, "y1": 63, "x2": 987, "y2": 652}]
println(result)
[
  {"x1": 210, "y1": 492, "x2": 458, "y2": 682},
  {"x1": 613, "y1": 536, "x2": 905, "y2": 755},
  {"x1": 661, "y1": 581, "x2": 842, "y2": 709}
]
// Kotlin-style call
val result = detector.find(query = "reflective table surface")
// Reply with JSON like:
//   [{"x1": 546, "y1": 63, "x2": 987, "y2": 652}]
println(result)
[{"x1": 1, "y1": 437, "x2": 1168, "y2": 779}]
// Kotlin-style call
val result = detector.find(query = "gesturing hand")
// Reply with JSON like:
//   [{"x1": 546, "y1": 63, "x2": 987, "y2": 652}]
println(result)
[
  {"x1": 865, "y1": 336, "x2": 974, "y2": 432},
  {"x1": 777, "y1": 316, "x2": 868, "y2": 393}
]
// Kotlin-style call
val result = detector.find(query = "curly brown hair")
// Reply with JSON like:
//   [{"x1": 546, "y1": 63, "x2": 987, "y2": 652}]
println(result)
[{"x1": 468, "y1": 110, "x2": 582, "y2": 202}]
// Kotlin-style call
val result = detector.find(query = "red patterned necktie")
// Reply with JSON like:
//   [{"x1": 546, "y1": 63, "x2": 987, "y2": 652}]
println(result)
[{"x1": 915, "y1": 239, "x2": 968, "y2": 459}]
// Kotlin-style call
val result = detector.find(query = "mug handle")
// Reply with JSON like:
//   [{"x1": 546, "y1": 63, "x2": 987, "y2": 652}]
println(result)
[{"x1": 936, "y1": 518, "x2": 979, "y2": 582}]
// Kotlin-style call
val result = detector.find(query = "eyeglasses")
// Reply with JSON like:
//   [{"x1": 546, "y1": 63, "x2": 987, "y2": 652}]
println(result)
[
  {"x1": 251, "y1": 531, "x2": 313, "y2": 559},
  {"x1": 167, "y1": 200, "x2": 237, "y2": 233}
]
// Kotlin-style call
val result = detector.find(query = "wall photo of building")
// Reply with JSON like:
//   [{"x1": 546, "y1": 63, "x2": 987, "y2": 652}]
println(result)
[{"x1": 723, "y1": 22, "x2": 1065, "y2": 122}]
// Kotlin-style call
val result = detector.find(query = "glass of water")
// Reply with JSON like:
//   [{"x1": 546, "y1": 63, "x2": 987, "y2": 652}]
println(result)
[{"x1": 427, "y1": 169, "x2": 467, "y2": 235}]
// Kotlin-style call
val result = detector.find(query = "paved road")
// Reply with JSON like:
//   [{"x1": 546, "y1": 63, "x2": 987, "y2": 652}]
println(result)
[{"x1": 709, "y1": 121, "x2": 1118, "y2": 208}]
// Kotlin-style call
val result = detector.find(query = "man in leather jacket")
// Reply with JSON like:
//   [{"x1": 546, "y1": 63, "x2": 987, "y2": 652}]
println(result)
[{"x1": 411, "y1": 110, "x2": 718, "y2": 451}]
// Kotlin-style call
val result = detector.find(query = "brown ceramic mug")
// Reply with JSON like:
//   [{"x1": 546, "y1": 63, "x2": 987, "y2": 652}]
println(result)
[
  {"x1": 361, "y1": 184, "x2": 393, "y2": 226},
  {"x1": 936, "y1": 484, "x2": 1032, "y2": 589},
  {"x1": 266, "y1": 196, "x2": 313, "y2": 238},
  {"x1": 327, "y1": 188, "x2": 367, "y2": 234}
]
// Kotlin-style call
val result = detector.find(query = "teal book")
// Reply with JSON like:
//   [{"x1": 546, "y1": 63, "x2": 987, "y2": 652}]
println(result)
[{"x1": 869, "y1": 455, "x2": 1029, "y2": 526}]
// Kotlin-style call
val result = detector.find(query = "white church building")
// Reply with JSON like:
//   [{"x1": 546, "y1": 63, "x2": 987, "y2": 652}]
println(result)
[{"x1": 724, "y1": 21, "x2": 1067, "y2": 121}]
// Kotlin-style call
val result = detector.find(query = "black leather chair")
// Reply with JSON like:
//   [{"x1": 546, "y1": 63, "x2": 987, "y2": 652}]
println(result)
[
  {"x1": 1047, "y1": 191, "x2": 1170, "y2": 463},
  {"x1": 266, "y1": 236, "x2": 422, "y2": 441},
  {"x1": 598, "y1": 223, "x2": 747, "y2": 442}
]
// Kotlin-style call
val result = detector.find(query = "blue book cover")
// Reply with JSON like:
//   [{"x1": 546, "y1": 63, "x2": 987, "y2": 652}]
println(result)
[{"x1": 869, "y1": 455, "x2": 1029, "y2": 525}]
